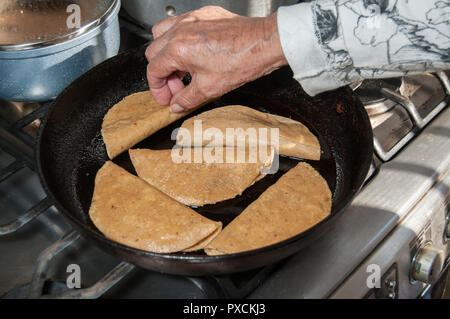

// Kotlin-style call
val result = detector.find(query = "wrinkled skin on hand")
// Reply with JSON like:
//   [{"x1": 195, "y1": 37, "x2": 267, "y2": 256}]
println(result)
[{"x1": 145, "y1": 6, "x2": 288, "y2": 112}]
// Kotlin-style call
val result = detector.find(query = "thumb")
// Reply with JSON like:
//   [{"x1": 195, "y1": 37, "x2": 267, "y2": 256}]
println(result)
[{"x1": 170, "y1": 81, "x2": 207, "y2": 112}]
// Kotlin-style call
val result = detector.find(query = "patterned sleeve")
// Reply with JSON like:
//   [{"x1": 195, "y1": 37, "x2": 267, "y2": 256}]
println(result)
[{"x1": 277, "y1": 0, "x2": 450, "y2": 96}]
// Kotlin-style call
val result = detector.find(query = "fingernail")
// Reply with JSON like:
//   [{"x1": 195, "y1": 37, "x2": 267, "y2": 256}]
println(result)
[{"x1": 170, "y1": 104, "x2": 184, "y2": 113}]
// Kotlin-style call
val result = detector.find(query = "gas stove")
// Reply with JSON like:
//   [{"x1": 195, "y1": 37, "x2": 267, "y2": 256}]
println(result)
[{"x1": 0, "y1": 12, "x2": 449, "y2": 299}]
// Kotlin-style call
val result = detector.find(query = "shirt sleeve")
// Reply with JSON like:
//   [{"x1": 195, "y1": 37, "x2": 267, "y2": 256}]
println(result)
[{"x1": 277, "y1": 0, "x2": 450, "y2": 96}]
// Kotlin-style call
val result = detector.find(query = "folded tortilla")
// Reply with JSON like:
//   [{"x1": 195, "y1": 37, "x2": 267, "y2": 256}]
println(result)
[
  {"x1": 89, "y1": 161, "x2": 222, "y2": 253},
  {"x1": 176, "y1": 105, "x2": 321, "y2": 160},
  {"x1": 102, "y1": 91, "x2": 192, "y2": 159},
  {"x1": 204, "y1": 162, "x2": 332, "y2": 255},
  {"x1": 129, "y1": 146, "x2": 274, "y2": 206}
]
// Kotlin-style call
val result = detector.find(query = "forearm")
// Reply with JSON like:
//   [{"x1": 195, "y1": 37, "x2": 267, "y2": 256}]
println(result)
[
  {"x1": 260, "y1": 13, "x2": 289, "y2": 76},
  {"x1": 278, "y1": 0, "x2": 450, "y2": 96}
]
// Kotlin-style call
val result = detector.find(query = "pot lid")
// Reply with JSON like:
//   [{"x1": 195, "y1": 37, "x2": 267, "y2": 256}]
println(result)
[{"x1": 0, "y1": 0, "x2": 118, "y2": 51}]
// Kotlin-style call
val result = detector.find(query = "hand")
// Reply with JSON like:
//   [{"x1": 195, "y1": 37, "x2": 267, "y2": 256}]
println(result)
[{"x1": 145, "y1": 6, "x2": 288, "y2": 112}]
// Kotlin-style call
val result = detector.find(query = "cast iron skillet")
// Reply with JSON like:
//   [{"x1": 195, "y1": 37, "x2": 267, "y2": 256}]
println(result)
[{"x1": 37, "y1": 45, "x2": 373, "y2": 276}]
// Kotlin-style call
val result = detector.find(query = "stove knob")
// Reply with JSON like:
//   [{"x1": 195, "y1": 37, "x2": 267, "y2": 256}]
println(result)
[{"x1": 411, "y1": 244, "x2": 445, "y2": 284}]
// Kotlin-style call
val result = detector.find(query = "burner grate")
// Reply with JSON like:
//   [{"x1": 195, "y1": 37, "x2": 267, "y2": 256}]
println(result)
[{"x1": 0, "y1": 101, "x2": 50, "y2": 234}]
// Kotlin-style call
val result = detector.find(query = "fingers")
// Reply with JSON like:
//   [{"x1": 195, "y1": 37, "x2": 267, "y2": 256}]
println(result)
[
  {"x1": 146, "y1": 6, "x2": 239, "y2": 111},
  {"x1": 167, "y1": 73, "x2": 185, "y2": 95},
  {"x1": 170, "y1": 78, "x2": 208, "y2": 112},
  {"x1": 151, "y1": 6, "x2": 237, "y2": 40},
  {"x1": 146, "y1": 54, "x2": 175, "y2": 83},
  {"x1": 146, "y1": 31, "x2": 187, "y2": 105},
  {"x1": 147, "y1": 67, "x2": 171, "y2": 106},
  {"x1": 151, "y1": 10, "x2": 194, "y2": 39},
  {"x1": 146, "y1": 61, "x2": 186, "y2": 106},
  {"x1": 152, "y1": 15, "x2": 179, "y2": 39},
  {"x1": 146, "y1": 48, "x2": 181, "y2": 101},
  {"x1": 145, "y1": 36, "x2": 168, "y2": 62}
]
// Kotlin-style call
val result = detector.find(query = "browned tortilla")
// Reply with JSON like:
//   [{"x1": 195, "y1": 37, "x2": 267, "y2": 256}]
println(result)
[
  {"x1": 88, "y1": 161, "x2": 222, "y2": 253},
  {"x1": 176, "y1": 105, "x2": 321, "y2": 160},
  {"x1": 129, "y1": 147, "x2": 274, "y2": 206},
  {"x1": 204, "y1": 162, "x2": 332, "y2": 255},
  {"x1": 101, "y1": 91, "x2": 192, "y2": 159}
]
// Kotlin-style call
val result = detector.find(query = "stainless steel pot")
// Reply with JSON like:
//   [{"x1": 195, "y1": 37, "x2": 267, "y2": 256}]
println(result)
[
  {"x1": 0, "y1": 0, "x2": 121, "y2": 102},
  {"x1": 122, "y1": 0, "x2": 298, "y2": 28}
]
